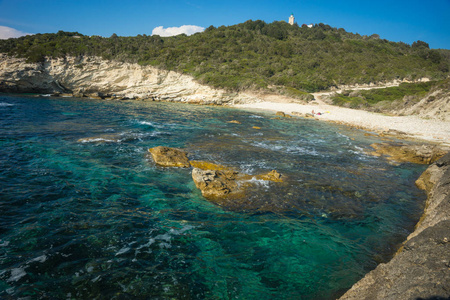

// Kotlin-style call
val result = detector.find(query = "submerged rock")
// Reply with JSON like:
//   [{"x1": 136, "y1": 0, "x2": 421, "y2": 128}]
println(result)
[
  {"x1": 189, "y1": 160, "x2": 234, "y2": 172},
  {"x1": 369, "y1": 142, "x2": 448, "y2": 164},
  {"x1": 254, "y1": 170, "x2": 283, "y2": 182},
  {"x1": 148, "y1": 146, "x2": 190, "y2": 168}
]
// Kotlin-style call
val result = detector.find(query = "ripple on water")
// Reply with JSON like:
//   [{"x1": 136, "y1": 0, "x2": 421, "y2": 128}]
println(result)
[{"x1": 0, "y1": 95, "x2": 427, "y2": 299}]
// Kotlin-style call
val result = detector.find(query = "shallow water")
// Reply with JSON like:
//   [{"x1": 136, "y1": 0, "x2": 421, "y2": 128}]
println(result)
[{"x1": 0, "y1": 95, "x2": 427, "y2": 299}]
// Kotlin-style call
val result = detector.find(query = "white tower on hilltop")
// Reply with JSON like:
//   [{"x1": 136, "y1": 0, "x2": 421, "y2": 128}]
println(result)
[{"x1": 289, "y1": 13, "x2": 295, "y2": 25}]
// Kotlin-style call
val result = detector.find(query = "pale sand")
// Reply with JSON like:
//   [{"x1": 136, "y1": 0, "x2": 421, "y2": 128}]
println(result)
[{"x1": 234, "y1": 94, "x2": 450, "y2": 146}]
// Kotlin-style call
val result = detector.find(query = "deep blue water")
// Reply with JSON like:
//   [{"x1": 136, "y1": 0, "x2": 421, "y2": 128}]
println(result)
[{"x1": 0, "y1": 95, "x2": 427, "y2": 299}]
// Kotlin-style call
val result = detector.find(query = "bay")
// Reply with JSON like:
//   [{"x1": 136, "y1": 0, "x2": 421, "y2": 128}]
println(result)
[{"x1": 0, "y1": 95, "x2": 426, "y2": 299}]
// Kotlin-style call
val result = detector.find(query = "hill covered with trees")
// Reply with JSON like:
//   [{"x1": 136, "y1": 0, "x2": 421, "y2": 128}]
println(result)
[{"x1": 0, "y1": 20, "x2": 449, "y2": 93}]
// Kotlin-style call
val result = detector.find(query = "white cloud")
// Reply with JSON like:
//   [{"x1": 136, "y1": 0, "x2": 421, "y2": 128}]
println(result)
[
  {"x1": 0, "y1": 26, "x2": 31, "y2": 39},
  {"x1": 152, "y1": 25, "x2": 204, "y2": 37}
]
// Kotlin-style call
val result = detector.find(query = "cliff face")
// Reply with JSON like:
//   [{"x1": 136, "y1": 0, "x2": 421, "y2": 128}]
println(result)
[
  {"x1": 340, "y1": 152, "x2": 450, "y2": 300},
  {"x1": 394, "y1": 82, "x2": 450, "y2": 122},
  {"x1": 0, "y1": 54, "x2": 257, "y2": 105}
]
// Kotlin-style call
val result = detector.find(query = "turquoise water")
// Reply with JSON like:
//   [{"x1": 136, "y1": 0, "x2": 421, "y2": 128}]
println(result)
[{"x1": 0, "y1": 95, "x2": 427, "y2": 299}]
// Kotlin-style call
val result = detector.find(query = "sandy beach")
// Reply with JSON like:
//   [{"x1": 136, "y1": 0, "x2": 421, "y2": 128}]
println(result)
[{"x1": 234, "y1": 93, "x2": 450, "y2": 146}]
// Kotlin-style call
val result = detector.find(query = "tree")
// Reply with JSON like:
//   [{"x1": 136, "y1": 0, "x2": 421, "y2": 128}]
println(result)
[{"x1": 412, "y1": 40, "x2": 429, "y2": 49}]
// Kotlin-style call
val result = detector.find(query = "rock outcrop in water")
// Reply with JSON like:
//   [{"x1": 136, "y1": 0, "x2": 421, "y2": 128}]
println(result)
[
  {"x1": 340, "y1": 152, "x2": 450, "y2": 300},
  {"x1": 0, "y1": 54, "x2": 258, "y2": 105},
  {"x1": 147, "y1": 147, "x2": 283, "y2": 208},
  {"x1": 369, "y1": 142, "x2": 448, "y2": 164},
  {"x1": 191, "y1": 168, "x2": 241, "y2": 200},
  {"x1": 148, "y1": 146, "x2": 190, "y2": 168},
  {"x1": 190, "y1": 162, "x2": 283, "y2": 203}
]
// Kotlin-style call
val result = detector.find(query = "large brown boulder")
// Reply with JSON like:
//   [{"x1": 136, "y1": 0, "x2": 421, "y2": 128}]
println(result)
[
  {"x1": 190, "y1": 161, "x2": 283, "y2": 207},
  {"x1": 148, "y1": 146, "x2": 190, "y2": 168}
]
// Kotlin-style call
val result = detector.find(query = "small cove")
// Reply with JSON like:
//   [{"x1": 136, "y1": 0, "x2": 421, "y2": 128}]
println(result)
[{"x1": 0, "y1": 95, "x2": 427, "y2": 299}]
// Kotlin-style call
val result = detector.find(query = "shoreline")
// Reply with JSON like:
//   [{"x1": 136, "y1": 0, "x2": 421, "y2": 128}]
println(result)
[
  {"x1": 232, "y1": 96, "x2": 450, "y2": 299},
  {"x1": 233, "y1": 98, "x2": 450, "y2": 146}
]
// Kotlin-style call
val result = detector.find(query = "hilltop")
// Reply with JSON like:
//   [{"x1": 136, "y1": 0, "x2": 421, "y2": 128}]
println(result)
[{"x1": 1, "y1": 20, "x2": 449, "y2": 96}]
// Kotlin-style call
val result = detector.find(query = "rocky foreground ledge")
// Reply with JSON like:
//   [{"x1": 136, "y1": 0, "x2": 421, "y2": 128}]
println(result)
[{"x1": 340, "y1": 152, "x2": 450, "y2": 300}]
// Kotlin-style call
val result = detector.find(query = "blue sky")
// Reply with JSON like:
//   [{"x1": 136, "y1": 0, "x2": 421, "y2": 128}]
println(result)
[{"x1": 0, "y1": 0, "x2": 449, "y2": 49}]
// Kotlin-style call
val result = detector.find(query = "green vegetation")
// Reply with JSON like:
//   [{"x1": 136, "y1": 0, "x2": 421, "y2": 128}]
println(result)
[
  {"x1": 331, "y1": 81, "x2": 437, "y2": 109},
  {"x1": 1, "y1": 20, "x2": 449, "y2": 93}
]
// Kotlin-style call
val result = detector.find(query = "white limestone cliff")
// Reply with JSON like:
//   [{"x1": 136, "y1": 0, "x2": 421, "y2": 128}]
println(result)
[{"x1": 0, "y1": 54, "x2": 257, "y2": 105}]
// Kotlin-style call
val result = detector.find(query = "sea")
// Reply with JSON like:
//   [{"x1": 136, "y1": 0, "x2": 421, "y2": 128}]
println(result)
[{"x1": 0, "y1": 94, "x2": 427, "y2": 299}]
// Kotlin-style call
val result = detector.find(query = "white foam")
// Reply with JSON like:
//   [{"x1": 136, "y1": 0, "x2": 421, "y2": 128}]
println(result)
[
  {"x1": 115, "y1": 247, "x2": 131, "y2": 256},
  {"x1": 79, "y1": 138, "x2": 116, "y2": 143},
  {"x1": 169, "y1": 224, "x2": 194, "y2": 235},
  {"x1": 8, "y1": 268, "x2": 26, "y2": 282},
  {"x1": 138, "y1": 121, "x2": 155, "y2": 126},
  {"x1": 135, "y1": 119, "x2": 178, "y2": 128},
  {"x1": 0, "y1": 102, "x2": 14, "y2": 107},
  {"x1": 0, "y1": 240, "x2": 9, "y2": 247},
  {"x1": 155, "y1": 233, "x2": 172, "y2": 242},
  {"x1": 245, "y1": 177, "x2": 271, "y2": 188},
  {"x1": 250, "y1": 141, "x2": 321, "y2": 156},
  {"x1": 29, "y1": 255, "x2": 47, "y2": 263},
  {"x1": 137, "y1": 238, "x2": 155, "y2": 250}
]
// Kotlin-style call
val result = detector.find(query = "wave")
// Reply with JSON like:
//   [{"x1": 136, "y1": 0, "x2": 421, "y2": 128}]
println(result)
[
  {"x1": 249, "y1": 140, "x2": 321, "y2": 156},
  {"x1": 78, "y1": 131, "x2": 167, "y2": 143},
  {"x1": 135, "y1": 119, "x2": 179, "y2": 128},
  {"x1": 0, "y1": 102, "x2": 14, "y2": 107}
]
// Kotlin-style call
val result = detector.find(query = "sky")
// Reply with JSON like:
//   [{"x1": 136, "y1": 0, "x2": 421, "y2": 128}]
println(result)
[{"x1": 0, "y1": 0, "x2": 449, "y2": 49}]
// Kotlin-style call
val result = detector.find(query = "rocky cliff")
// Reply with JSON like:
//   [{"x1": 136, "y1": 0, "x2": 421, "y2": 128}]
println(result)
[
  {"x1": 0, "y1": 54, "x2": 257, "y2": 105},
  {"x1": 340, "y1": 152, "x2": 450, "y2": 300},
  {"x1": 393, "y1": 79, "x2": 450, "y2": 122}
]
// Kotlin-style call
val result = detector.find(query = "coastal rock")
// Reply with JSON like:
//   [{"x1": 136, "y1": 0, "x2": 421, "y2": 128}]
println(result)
[
  {"x1": 190, "y1": 161, "x2": 283, "y2": 202},
  {"x1": 189, "y1": 160, "x2": 234, "y2": 172},
  {"x1": 369, "y1": 142, "x2": 448, "y2": 164},
  {"x1": 275, "y1": 111, "x2": 285, "y2": 117},
  {"x1": 191, "y1": 168, "x2": 240, "y2": 200},
  {"x1": 148, "y1": 146, "x2": 190, "y2": 168},
  {"x1": 340, "y1": 152, "x2": 450, "y2": 300},
  {"x1": 255, "y1": 170, "x2": 283, "y2": 182},
  {"x1": 291, "y1": 111, "x2": 304, "y2": 117},
  {"x1": 147, "y1": 148, "x2": 285, "y2": 209},
  {"x1": 0, "y1": 54, "x2": 261, "y2": 105}
]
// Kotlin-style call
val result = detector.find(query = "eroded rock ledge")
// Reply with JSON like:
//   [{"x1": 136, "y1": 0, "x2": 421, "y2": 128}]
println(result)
[
  {"x1": 369, "y1": 142, "x2": 449, "y2": 164},
  {"x1": 0, "y1": 54, "x2": 258, "y2": 105},
  {"x1": 340, "y1": 152, "x2": 450, "y2": 300}
]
